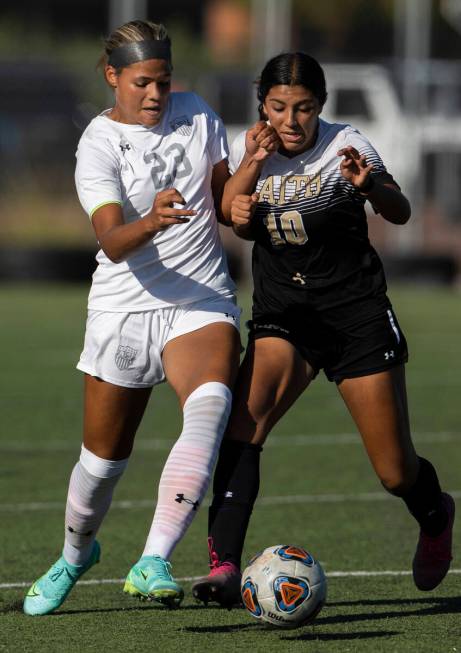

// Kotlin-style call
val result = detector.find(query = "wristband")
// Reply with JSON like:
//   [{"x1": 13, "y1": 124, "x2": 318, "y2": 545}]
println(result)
[{"x1": 358, "y1": 175, "x2": 375, "y2": 195}]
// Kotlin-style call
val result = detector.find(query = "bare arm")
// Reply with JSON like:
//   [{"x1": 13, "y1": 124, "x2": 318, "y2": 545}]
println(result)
[
  {"x1": 92, "y1": 189, "x2": 196, "y2": 263},
  {"x1": 222, "y1": 121, "x2": 280, "y2": 223},
  {"x1": 230, "y1": 193, "x2": 259, "y2": 240},
  {"x1": 338, "y1": 146, "x2": 411, "y2": 225},
  {"x1": 211, "y1": 159, "x2": 231, "y2": 225},
  {"x1": 358, "y1": 180, "x2": 411, "y2": 225}
]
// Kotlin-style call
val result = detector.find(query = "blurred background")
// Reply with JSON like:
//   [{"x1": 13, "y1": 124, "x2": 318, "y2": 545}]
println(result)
[{"x1": 1, "y1": 0, "x2": 461, "y2": 285}]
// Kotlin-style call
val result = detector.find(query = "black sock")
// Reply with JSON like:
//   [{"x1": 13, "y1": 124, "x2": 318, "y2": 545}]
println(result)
[
  {"x1": 400, "y1": 457, "x2": 448, "y2": 537},
  {"x1": 208, "y1": 439, "x2": 262, "y2": 569}
]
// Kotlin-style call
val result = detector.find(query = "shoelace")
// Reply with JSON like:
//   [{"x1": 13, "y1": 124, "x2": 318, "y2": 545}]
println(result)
[
  {"x1": 49, "y1": 562, "x2": 80, "y2": 583},
  {"x1": 207, "y1": 537, "x2": 239, "y2": 576},
  {"x1": 208, "y1": 537, "x2": 220, "y2": 570},
  {"x1": 150, "y1": 556, "x2": 173, "y2": 580},
  {"x1": 209, "y1": 561, "x2": 238, "y2": 577},
  {"x1": 49, "y1": 566, "x2": 66, "y2": 582}
]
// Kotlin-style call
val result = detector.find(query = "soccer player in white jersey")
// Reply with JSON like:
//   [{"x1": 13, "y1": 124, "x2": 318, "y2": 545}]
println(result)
[
  {"x1": 192, "y1": 52, "x2": 455, "y2": 608},
  {"x1": 23, "y1": 20, "x2": 241, "y2": 616}
]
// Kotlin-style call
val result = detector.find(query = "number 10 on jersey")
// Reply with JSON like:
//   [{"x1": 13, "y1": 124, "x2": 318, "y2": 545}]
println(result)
[{"x1": 264, "y1": 210, "x2": 308, "y2": 246}]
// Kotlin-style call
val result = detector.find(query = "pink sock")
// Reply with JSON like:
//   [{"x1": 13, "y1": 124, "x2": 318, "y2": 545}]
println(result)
[{"x1": 142, "y1": 382, "x2": 232, "y2": 560}]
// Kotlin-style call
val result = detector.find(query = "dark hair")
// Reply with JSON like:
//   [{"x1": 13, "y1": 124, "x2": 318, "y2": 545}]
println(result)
[{"x1": 257, "y1": 52, "x2": 327, "y2": 118}]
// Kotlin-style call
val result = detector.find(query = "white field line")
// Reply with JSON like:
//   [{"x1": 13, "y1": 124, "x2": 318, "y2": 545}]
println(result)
[
  {"x1": 1, "y1": 431, "x2": 460, "y2": 452},
  {"x1": 2, "y1": 490, "x2": 460, "y2": 513},
  {"x1": 2, "y1": 569, "x2": 461, "y2": 590}
]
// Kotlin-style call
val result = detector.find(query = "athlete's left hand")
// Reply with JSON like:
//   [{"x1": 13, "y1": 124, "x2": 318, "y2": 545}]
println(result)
[
  {"x1": 338, "y1": 146, "x2": 374, "y2": 190},
  {"x1": 245, "y1": 121, "x2": 280, "y2": 162}
]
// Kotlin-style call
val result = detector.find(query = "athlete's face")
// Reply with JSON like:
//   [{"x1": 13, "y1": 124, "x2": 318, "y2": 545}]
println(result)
[
  {"x1": 262, "y1": 85, "x2": 322, "y2": 156},
  {"x1": 106, "y1": 59, "x2": 172, "y2": 127}
]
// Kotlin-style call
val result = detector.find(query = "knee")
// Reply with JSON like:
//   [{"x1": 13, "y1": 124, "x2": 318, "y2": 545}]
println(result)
[
  {"x1": 377, "y1": 461, "x2": 419, "y2": 496},
  {"x1": 381, "y1": 476, "x2": 412, "y2": 496}
]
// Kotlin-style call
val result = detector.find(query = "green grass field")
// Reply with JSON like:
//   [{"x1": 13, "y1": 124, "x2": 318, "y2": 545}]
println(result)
[{"x1": 1, "y1": 283, "x2": 460, "y2": 652}]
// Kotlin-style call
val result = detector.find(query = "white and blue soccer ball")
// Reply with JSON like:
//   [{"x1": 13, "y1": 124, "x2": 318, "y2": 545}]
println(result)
[{"x1": 241, "y1": 544, "x2": 327, "y2": 628}]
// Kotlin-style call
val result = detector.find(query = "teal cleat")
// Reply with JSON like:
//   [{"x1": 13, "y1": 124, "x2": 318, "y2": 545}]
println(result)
[
  {"x1": 124, "y1": 555, "x2": 183, "y2": 608},
  {"x1": 23, "y1": 541, "x2": 101, "y2": 616}
]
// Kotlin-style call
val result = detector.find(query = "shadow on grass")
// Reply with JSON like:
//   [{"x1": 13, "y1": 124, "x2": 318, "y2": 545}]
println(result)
[
  {"x1": 183, "y1": 595, "x2": 461, "y2": 636},
  {"x1": 183, "y1": 623, "x2": 398, "y2": 641},
  {"x1": 0, "y1": 600, "x2": 23, "y2": 614},
  {"x1": 184, "y1": 623, "x2": 260, "y2": 634},
  {"x1": 0, "y1": 601, "x2": 226, "y2": 616},
  {"x1": 54, "y1": 602, "x2": 225, "y2": 616},
  {"x1": 0, "y1": 601, "x2": 155, "y2": 617},
  {"x1": 282, "y1": 631, "x2": 398, "y2": 642},
  {"x1": 323, "y1": 595, "x2": 461, "y2": 622},
  {"x1": 5, "y1": 594, "x2": 459, "y2": 633},
  {"x1": 328, "y1": 595, "x2": 461, "y2": 610}
]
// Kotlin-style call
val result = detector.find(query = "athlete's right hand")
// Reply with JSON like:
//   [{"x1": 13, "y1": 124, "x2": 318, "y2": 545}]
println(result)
[
  {"x1": 146, "y1": 188, "x2": 196, "y2": 232},
  {"x1": 245, "y1": 121, "x2": 280, "y2": 162},
  {"x1": 231, "y1": 193, "x2": 259, "y2": 227}
]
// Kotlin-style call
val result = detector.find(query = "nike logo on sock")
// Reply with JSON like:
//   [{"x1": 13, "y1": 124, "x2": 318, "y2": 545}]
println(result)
[{"x1": 175, "y1": 493, "x2": 200, "y2": 510}]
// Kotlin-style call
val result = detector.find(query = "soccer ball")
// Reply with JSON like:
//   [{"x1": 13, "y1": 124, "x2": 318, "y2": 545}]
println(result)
[{"x1": 241, "y1": 544, "x2": 327, "y2": 628}]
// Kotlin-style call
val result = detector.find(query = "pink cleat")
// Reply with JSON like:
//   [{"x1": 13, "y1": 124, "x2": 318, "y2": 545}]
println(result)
[
  {"x1": 192, "y1": 538, "x2": 242, "y2": 608},
  {"x1": 412, "y1": 493, "x2": 455, "y2": 591}
]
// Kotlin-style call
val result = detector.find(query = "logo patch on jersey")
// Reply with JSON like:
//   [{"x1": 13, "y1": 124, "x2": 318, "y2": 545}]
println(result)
[
  {"x1": 292, "y1": 272, "x2": 306, "y2": 285},
  {"x1": 115, "y1": 344, "x2": 138, "y2": 370},
  {"x1": 119, "y1": 138, "x2": 131, "y2": 153},
  {"x1": 170, "y1": 115, "x2": 192, "y2": 136}
]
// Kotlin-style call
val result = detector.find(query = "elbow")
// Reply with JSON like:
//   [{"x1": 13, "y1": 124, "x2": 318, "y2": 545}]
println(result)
[
  {"x1": 388, "y1": 199, "x2": 411, "y2": 225},
  {"x1": 96, "y1": 230, "x2": 125, "y2": 263},
  {"x1": 216, "y1": 205, "x2": 232, "y2": 226},
  {"x1": 396, "y1": 201, "x2": 411, "y2": 225},
  {"x1": 232, "y1": 223, "x2": 254, "y2": 241},
  {"x1": 100, "y1": 245, "x2": 124, "y2": 264},
  {"x1": 219, "y1": 202, "x2": 232, "y2": 226},
  {"x1": 98, "y1": 233, "x2": 126, "y2": 263},
  {"x1": 217, "y1": 214, "x2": 232, "y2": 226}
]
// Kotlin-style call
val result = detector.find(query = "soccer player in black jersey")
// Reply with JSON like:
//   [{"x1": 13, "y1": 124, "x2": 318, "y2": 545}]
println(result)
[{"x1": 192, "y1": 52, "x2": 455, "y2": 608}]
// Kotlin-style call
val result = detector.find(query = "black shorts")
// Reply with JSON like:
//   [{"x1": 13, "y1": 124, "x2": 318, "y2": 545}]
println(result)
[{"x1": 248, "y1": 299, "x2": 408, "y2": 384}]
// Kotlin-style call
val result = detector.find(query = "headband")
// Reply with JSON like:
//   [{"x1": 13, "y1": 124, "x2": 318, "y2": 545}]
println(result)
[{"x1": 108, "y1": 39, "x2": 171, "y2": 68}]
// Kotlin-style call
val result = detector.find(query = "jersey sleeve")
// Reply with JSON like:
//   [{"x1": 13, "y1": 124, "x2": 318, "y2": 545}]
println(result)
[
  {"x1": 75, "y1": 133, "x2": 122, "y2": 219},
  {"x1": 228, "y1": 130, "x2": 247, "y2": 175},
  {"x1": 342, "y1": 127, "x2": 399, "y2": 188},
  {"x1": 193, "y1": 94, "x2": 229, "y2": 166}
]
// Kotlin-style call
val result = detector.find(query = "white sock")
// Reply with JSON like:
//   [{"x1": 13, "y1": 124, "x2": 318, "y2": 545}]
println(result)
[
  {"x1": 142, "y1": 382, "x2": 232, "y2": 560},
  {"x1": 63, "y1": 445, "x2": 129, "y2": 566}
]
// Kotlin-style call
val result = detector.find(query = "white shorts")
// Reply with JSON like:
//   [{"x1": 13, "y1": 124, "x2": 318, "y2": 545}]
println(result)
[{"x1": 77, "y1": 294, "x2": 241, "y2": 388}]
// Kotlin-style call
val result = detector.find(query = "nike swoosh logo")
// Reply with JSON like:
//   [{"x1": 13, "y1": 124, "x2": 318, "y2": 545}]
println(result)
[
  {"x1": 27, "y1": 583, "x2": 40, "y2": 598},
  {"x1": 140, "y1": 571, "x2": 148, "y2": 581}
]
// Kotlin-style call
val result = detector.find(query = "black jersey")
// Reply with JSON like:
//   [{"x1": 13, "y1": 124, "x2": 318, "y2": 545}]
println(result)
[{"x1": 229, "y1": 120, "x2": 398, "y2": 318}]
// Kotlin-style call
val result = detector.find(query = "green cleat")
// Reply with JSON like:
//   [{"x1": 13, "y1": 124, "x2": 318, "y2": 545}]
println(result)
[
  {"x1": 124, "y1": 555, "x2": 183, "y2": 608},
  {"x1": 23, "y1": 541, "x2": 101, "y2": 616}
]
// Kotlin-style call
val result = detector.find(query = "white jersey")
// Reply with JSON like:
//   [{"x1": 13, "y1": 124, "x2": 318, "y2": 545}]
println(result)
[{"x1": 75, "y1": 92, "x2": 235, "y2": 311}]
